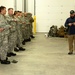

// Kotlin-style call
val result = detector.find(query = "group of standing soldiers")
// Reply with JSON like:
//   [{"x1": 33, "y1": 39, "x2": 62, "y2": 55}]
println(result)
[{"x1": 0, "y1": 6, "x2": 35, "y2": 64}]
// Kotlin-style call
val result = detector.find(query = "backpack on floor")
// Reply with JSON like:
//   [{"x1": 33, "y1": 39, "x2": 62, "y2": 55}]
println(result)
[
  {"x1": 57, "y1": 25, "x2": 66, "y2": 37},
  {"x1": 48, "y1": 25, "x2": 58, "y2": 37}
]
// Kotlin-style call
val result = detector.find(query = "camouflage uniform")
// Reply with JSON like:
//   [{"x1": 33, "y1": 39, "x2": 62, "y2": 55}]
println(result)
[
  {"x1": 6, "y1": 15, "x2": 17, "y2": 53},
  {"x1": 29, "y1": 17, "x2": 34, "y2": 36},
  {"x1": 24, "y1": 15, "x2": 30, "y2": 40},
  {"x1": 0, "y1": 14, "x2": 10, "y2": 60},
  {"x1": 26, "y1": 13, "x2": 34, "y2": 36},
  {"x1": 18, "y1": 15, "x2": 26, "y2": 40},
  {"x1": 18, "y1": 15, "x2": 25, "y2": 40},
  {"x1": 14, "y1": 16, "x2": 23, "y2": 47}
]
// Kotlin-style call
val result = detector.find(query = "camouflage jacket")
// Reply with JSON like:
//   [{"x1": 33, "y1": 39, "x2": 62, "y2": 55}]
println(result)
[
  {"x1": 6, "y1": 15, "x2": 17, "y2": 32},
  {"x1": 0, "y1": 14, "x2": 10, "y2": 35}
]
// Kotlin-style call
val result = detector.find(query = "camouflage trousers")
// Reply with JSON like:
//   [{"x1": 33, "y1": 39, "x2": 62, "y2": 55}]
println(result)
[
  {"x1": 8, "y1": 31, "x2": 17, "y2": 53},
  {"x1": 16, "y1": 29, "x2": 23, "y2": 47},
  {"x1": 29, "y1": 24, "x2": 33, "y2": 36},
  {"x1": 0, "y1": 33, "x2": 2, "y2": 47},
  {"x1": 22, "y1": 25, "x2": 30, "y2": 39},
  {"x1": 22, "y1": 28, "x2": 26, "y2": 40},
  {"x1": 0, "y1": 33, "x2": 9, "y2": 60}
]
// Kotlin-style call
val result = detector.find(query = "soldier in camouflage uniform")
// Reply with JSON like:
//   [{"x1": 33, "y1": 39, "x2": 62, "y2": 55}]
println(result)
[
  {"x1": 23, "y1": 12, "x2": 31, "y2": 42},
  {"x1": 0, "y1": 6, "x2": 11, "y2": 64},
  {"x1": 17, "y1": 11, "x2": 26, "y2": 45},
  {"x1": 26, "y1": 13, "x2": 35, "y2": 38},
  {"x1": 6, "y1": 8, "x2": 17, "y2": 57},
  {"x1": 14, "y1": 11, "x2": 25, "y2": 51}
]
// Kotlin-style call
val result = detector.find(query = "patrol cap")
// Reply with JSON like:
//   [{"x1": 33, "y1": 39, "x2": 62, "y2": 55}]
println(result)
[{"x1": 70, "y1": 10, "x2": 75, "y2": 14}]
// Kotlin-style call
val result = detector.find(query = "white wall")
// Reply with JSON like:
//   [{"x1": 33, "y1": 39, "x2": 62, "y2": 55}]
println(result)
[
  {"x1": 27, "y1": 0, "x2": 34, "y2": 15},
  {"x1": 27, "y1": 0, "x2": 75, "y2": 32},
  {"x1": 0, "y1": 0, "x2": 24, "y2": 12},
  {"x1": 36, "y1": 0, "x2": 75, "y2": 32},
  {"x1": 0, "y1": 0, "x2": 15, "y2": 11},
  {"x1": 16, "y1": 0, "x2": 24, "y2": 12}
]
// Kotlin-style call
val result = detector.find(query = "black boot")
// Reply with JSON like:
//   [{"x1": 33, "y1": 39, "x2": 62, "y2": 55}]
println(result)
[
  {"x1": 14, "y1": 48, "x2": 19, "y2": 52},
  {"x1": 1, "y1": 60, "x2": 10, "y2": 64},
  {"x1": 24, "y1": 39, "x2": 29, "y2": 42},
  {"x1": 10, "y1": 52, "x2": 16, "y2": 56},
  {"x1": 68, "y1": 52, "x2": 73, "y2": 55},
  {"x1": 22, "y1": 40, "x2": 26, "y2": 45},
  {"x1": 7, "y1": 53, "x2": 11, "y2": 57},
  {"x1": 6, "y1": 57, "x2": 8, "y2": 61},
  {"x1": 24, "y1": 38, "x2": 31, "y2": 42},
  {"x1": 7, "y1": 52, "x2": 16, "y2": 57},
  {"x1": 30, "y1": 35, "x2": 35, "y2": 38},
  {"x1": 27, "y1": 38, "x2": 31, "y2": 42},
  {"x1": 19, "y1": 47, "x2": 26, "y2": 51}
]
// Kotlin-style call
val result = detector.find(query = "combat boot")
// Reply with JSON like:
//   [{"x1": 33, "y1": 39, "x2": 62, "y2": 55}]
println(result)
[
  {"x1": 22, "y1": 40, "x2": 26, "y2": 45},
  {"x1": 1, "y1": 60, "x2": 10, "y2": 64},
  {"x1": 7, "y1": 52, "x2": 16, "y2": 57},
  {"x1": 19, "y1": 47, "x2": 26, "y2": 51},
  {"x1": 27, "y1": 38, "x2": 31, "y2": 42},
  {"x1": 30, "y1": 35, "x2": 35, "y2": 38},
  {"x1": 24, "y1": 38, "x2": 31, "y2": 42},
  {"x1": 14, "y1": 47, "x2": 19, "y2": 52},
  {"x1": 68, "y1": 52, "x2": 73, "y2": 55},
  {"x1": 10, "y1": 52, "x2": 16, "y2": 56}
]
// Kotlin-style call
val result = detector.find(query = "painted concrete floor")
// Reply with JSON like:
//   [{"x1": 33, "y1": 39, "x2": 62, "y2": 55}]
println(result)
[{"x1": 0, "y1": 33, "x2": 75, "y2": 75}]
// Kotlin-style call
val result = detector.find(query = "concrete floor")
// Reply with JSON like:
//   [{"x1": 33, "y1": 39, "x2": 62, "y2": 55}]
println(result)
[{"x1": 0, "y1": 33, "x2": 75, "y2": 75}]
